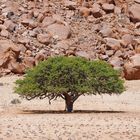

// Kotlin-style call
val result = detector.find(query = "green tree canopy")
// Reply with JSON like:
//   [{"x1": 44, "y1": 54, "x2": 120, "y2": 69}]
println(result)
[{"x1": 15, "y1": 56, "x2": 124, "y2": 112}]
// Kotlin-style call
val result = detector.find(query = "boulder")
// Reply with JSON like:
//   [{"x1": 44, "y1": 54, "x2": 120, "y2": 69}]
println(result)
[
  {"x1": 75, "y1": 51, "x2": 90, "y2": 59},
  {"x1": 124, "y1": 54, "x2": 140, "y2": 80},
  {"x1": 35, "y1": 51, "x2": 46, "y2": 65},
  {"x1": 79, "y1": 7, "x2": 91, "y2": 17},
  {"x1": 46, "y1": 23, "x2": 71, "y2": 40},
  {"x1": 100, "y1": 25, "x2": 113, "y2": 37},
  {"x1": 102, "y1": 3, "x2": 115, "y2": 13},
  {"x1": 105, "y1": 38, "x2": 121, "y2": 50},
  {"x1": 37, "y1": 33, "x2": 51, "y2": 45},
  {"x1": 90, "y1": 4, "x2": 103, "y2": 18},
  {"x1": 129, "y1": 4, "x2": 140, "y2": 23},
  {"x1": 0, "y1": 40, "x2": 20, "y2": 55},
  {"x1": 134, "y1": 0, "x2": 140, "y2": 4},
  {"x1": 23, "y1": 57, "x2": 35, "y2": 68},
  {"x1": 8, "y1": 61, "x2": 25, "y2": 74},
  {"x1": 3, "y1": 20, "x2": 16, "y2": 32},
  {"x1": 42, "y1": 17, "x2": 56, "y2": 27},
  {"x1": 64, "y1": 0, "x2": 76, "y2": 10},
  {"x1": 109, "y1": 56, "x2": 123, "y2": 68},
  {"x1": 0, "y1": 40, "x2": 22, "y2": 74},
  {"x1": 0, "y1": 29, "x2": 9, "y2": 37},
  {"x1": 120, "y1": 34, "x2": 133, "y2": 47}
]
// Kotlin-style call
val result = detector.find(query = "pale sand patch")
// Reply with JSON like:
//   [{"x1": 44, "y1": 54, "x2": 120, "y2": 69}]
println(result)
[{"x1": 0, "y1": 76, "x2": 140, "y2": 140}]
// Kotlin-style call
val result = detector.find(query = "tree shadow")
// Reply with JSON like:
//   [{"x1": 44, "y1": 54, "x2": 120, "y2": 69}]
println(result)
[{"x1": 19, "y1": 109, "x2": 125, "y2": 114}]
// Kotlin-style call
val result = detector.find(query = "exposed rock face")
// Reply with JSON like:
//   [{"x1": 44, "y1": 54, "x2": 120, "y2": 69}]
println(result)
[
  {"x1": 129, "y1": 4, "x2": 140, "y2": 23},
  {"x1": 0, "y1": 40, "x2": 33, "y2": 74},
  {"x1": 0, "y1": 0, "x2": 140, "y2": 79},
  {"x1": 124, "y1": 54, "x2": 140, "y2": 80}
]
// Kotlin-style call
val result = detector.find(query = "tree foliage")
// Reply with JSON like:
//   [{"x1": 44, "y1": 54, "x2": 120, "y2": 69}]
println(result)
[{"x1": 15, "y1": 56, "x2": 124, "y2": 112}]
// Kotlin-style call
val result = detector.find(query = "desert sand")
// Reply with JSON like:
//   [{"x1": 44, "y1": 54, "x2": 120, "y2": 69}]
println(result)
[{"x1": 0, "y1": 76, "x2": 140, "y2": 140}]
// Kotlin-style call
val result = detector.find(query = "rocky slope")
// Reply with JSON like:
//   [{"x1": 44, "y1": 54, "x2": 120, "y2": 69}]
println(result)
[{"x1": 0, "y1": 0, "x2": 140, "y2": 79}]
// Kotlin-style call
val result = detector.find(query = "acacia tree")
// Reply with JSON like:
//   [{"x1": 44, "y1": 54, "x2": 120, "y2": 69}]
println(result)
[{"x1": 15, "y1": 56, "x2": 124, "y2": 112}]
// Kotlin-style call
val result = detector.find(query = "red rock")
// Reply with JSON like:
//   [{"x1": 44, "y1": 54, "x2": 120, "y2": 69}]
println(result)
[
  {"x1": 109, "y1": 56, "x2": 123, "y2": 68},
  {"x1": 0, "y1": 25, "x2": 7, "y2": 30},
  {"x1": 3, "y1": 20, "x2": 16, "y2": 32},
  {"x1": 75, "y1": 51, "x2": 90, "y2": 59},
  {"x1": 37, "y1": 33, "x2": 51, "y2": 45},
  {"x1": 129, "y1": 4, "x2": 140, "y2": 23},
  {"x1": 134, "y1": 0, "x2": 140, "y2": 4},
  {"x1": 53, "y1": 41, "x2": 70, "y2": 50},
  {"x1": 105, "y1": 38, "x2": 121, "y2": 50},
  {"x1": 106, "y1": 50, "x2": 114, "y2": 56},
  {"x1": 64, "y1": 0, "x2": 76, "y2": 10},
  {"x1": 25, "y1": 50, "x2": 32, "y2": 57},
  {"x1": 102, "y1": 3, "x2": 115, "y2": 12},
  {"x1": 37, "y1": 13, "x2": 44, "y2": 22},
  {"x1": 23, "y1": 57, "x2": 35, "y2": 68},
  {"x1": 8, "y1": 61, "x2": 25, "y2": 74},
  {"x1": 35, "y1": 51, "x2": 45, "y2": 65},
  {"x1": 135, "y1": 22, "x2": 140, "y2": 28},
  {"x1": 0, "y1": 29, "x2": 9, "y2": 37},
  {"x1": 114, "y1": 6, "x2": 121, "y2": 14},
  {"x1": 42, "y1": 17, "x2": 56, "y2": 27},
  {"x1": 120, "y1": 34, "x2": 133, "y2": 46},
  {"x1": 90, "y1": 4, "x2": 103, "y2": 18},
  {"x1": 52, "y1": 14, "x2": 64, "y2": 23},
  {"x1": 46, "y1": 23, "x2": 71, "y2": 40},
  {"x1": 17, "y1": 37, "x2": 30, "y2": 45},
  {"x1": 135, "y1": 45, "x2": 140, "y2": 53},
  {"x1": 100, "y1": 25, "x2": 113, "y2": 37},
  {"x1": 79, "y1": 7, "x2": 91, "y2": 17},
  {"x1": 0, "y1": 40, "x2": 21, "y2": 70},
  {"x1": 114, "y1": 50, "x2": 123, "y2": 57},
  {"x1": 124, "y1": 54, "x2": 140, "y2": 80},
  {"x1": 130, "y1": 54, "x2": 140, "y2": 69},
  {"x1": 0, "y1": 52, "x2": 10, "y2": 67},
  {"x1": 0, "y1": 40, "x2": 19, "y2": 54}
]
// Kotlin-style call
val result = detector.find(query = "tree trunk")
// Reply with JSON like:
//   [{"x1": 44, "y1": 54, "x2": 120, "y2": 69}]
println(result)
[
  {"x1": 65, "y1": 99, "x2": 73, "y2": 112},
  {"x1": 64, "y1": 93, "x2": 74, "y2": 112}
]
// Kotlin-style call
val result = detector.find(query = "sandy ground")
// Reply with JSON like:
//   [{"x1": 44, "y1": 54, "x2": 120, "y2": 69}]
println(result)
[{"x1": 0, "y1": 76, "x2": 140, "y2": 140}]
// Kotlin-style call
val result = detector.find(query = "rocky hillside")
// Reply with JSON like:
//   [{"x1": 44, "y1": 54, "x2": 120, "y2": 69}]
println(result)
[{"x1": 0, "y1": 0, "x2": 140, "y2": 79}]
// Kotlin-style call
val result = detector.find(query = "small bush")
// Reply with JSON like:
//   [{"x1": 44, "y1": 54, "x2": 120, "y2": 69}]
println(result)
[
  {"x1": 11, "y1": 98, "x2": 21, "y2": 104},
  {"x1": 15, "y1": 56, "x2": 124, "y2": 112}
]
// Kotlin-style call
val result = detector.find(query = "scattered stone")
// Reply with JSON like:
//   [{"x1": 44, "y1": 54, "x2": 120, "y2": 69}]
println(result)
[
  {"x1": 100, "y1": 25, "x2": 113, "y2": 37},
  {"x1": 37, "y1": 33, "x2": 51, "y2": 45},
  {"x1": 102, "y1": 3, "x2": 115, "y2": 13},
  {"x1": 75, "y1": 51, "x2": 90, "y2": 59},
  {"x1": 79, "y1": 7, "x2": 91, "y2": 17},
  {"x1": 90, "y1": 4, "x2": 103, "y2": 18}
]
